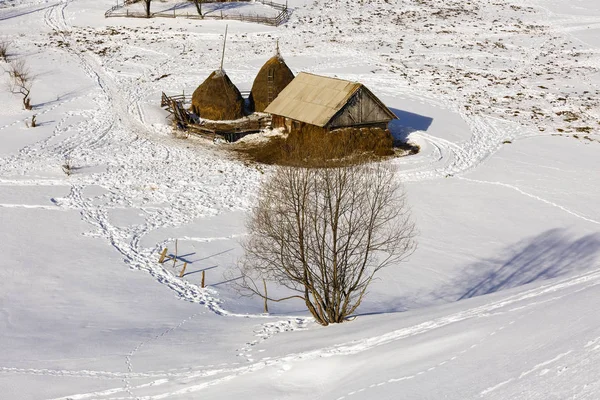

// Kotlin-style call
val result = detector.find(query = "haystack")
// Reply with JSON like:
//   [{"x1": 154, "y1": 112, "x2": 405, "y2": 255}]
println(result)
[
  {"x1": 191, "y1": 69, "x2": 245, "y2": 121},
  {"x1": 249, "y1": 54, "x2": 294, "y2": 112}
]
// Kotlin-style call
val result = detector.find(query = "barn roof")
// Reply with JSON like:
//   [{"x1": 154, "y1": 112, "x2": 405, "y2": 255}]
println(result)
[{"x1": 264, "y1": 72, "x2": 396, "y2": 127}]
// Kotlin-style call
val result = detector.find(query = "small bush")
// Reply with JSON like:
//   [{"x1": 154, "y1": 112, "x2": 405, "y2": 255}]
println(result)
[
  {"x1": 25, "y1": 114, "x2": 36, "y2": 128},
  {"x1": 0, "y1": 40, "x2": 9, "y2": 62},
  {"x1": 7, "y1": 59, "x2": 33, "y2": 110},
  {"x1": 62, "y1": 155, "x2": 73, "y2": 176}
]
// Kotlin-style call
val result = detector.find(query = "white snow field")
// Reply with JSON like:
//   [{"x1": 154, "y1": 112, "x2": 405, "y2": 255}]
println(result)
[{"x1": 0, "y1": 0, "x2": 599, "y2": 398}]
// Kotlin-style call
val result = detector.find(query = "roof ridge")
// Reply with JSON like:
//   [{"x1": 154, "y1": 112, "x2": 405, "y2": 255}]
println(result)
[{"x1": 297, "y1": 71, "x2": 361, "y2": 86}]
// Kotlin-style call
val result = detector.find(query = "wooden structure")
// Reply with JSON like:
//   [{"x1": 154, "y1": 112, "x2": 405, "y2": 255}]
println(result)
[
  {"x1": 161, "y1": 92, "x2": 191, "y2": 130},
  {"x1": 161, "y1": 92, "x2": 271, "y2": 142},
  {"x1": 264, "y1": 72, "x2": 397, "y2": 133},
  {"x1": 105, "y1": 0, "x2": 290, "y2": 27}
]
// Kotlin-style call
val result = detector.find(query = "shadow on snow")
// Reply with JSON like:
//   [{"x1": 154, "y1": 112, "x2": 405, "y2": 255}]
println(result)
[
  {"x1": 388, "y1": 108, "x2": 433, "y2": 143},
  {"x1": 455, "y1": 228, "x2": 600, "y2": 300}
]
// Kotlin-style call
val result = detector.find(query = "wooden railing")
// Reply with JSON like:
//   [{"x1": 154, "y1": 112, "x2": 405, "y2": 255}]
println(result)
[
  {"x1": 104, "y1": 4, "x2": 121, "y2": 18},
  {"x1": 106, "y1": 0, "x2": 290, "y2": 26},
  {"x1": 160, "y1": 92, "x2": 272, "y2": 142}
]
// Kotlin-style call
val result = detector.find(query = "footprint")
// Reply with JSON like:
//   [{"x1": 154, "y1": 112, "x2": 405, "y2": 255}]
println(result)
[{"x1": 557, "y1": 366, "x2": 568, "y2": 375}]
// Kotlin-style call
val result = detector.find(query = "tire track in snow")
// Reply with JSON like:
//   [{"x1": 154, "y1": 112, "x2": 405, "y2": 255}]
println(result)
[{"x1": 396, "y1": 115, "x2": 517, "y2": 182}]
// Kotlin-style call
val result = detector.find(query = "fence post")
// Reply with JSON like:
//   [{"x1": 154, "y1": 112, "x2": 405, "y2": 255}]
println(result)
[
  {"x1": 179, "y1": 262, "x2": 187, "y2": 277},
  {"x1": 201, "y1": 270, "x2": 206, "y2": 288},
  {"x1": 158, "y1": 248, "x2": 168, "y2": 263},
  {"x1": 263, "y1": 279, "x2": 269, "y2": 313},
  {"x1": 172, "y1": 239, "x2": 178, "y2": 268}
]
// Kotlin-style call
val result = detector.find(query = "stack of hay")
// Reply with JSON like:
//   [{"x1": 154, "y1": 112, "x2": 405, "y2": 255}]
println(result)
[
  {"x1": 191, "y1": 69, "x2": 245, "y2": 121},
  {"x1": 249, "y1": 53, "x2": 294, "y2": 113}
]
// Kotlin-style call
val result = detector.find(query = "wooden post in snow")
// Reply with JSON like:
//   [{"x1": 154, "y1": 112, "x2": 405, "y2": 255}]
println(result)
[
  {"x1": 179, "y1": 262, "x2": 187, "y2": 277},
  {"x1": 201, "y1": 270, "x2": 206, "y2": 288},
  {"x1": 172, "y1": 239, "x2": 178, "y2": 268},
  {"x1": 158, "y1": 248, "x2": 168, "y2": 263}
]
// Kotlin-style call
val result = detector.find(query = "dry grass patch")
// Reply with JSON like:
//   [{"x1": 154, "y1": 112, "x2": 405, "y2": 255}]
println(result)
[{"x1": 233, "y1": 125, "x2": 418, "y2": 167}]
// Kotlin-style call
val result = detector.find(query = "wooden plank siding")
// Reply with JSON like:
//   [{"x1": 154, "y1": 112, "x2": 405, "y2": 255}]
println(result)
[{"x1": 327, "y1": 87, "x2": 394, "y2": 129}]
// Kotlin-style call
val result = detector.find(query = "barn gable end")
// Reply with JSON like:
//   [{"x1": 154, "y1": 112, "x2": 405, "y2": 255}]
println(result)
[{"x1": 327, "y1": 87, "x2": 396, "y2": 129}]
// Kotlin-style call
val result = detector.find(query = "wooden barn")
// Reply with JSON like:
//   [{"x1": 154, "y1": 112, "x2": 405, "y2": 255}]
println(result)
[{"x1": 264, "y1": 72, "x2": 397, "y2": 133}]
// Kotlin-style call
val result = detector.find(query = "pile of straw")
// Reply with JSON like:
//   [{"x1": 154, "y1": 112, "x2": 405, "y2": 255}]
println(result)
[{"x1": 191, "y1": 70, "x2": 245, "y2": 121}]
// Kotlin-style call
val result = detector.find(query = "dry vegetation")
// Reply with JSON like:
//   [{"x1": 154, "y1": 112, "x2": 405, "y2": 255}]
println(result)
[
  {"x1": 0, "y1": 40, "x2": 10, "y2": 62},
  {"x1": 232, "y1": 126, "x2": 416, "y2": 167},
  {"x1": 249, "y1": 56, "x2": 295, "y2": 112},
  {"x1": 290, "y1": 0, "x2": 600, "y2": 136},
  {"x1": 191, "y1": 70, "x2": 245, "y2": 121},
  {"x1": 6, "y1": 59, "x2": 33, "y2": 110}
]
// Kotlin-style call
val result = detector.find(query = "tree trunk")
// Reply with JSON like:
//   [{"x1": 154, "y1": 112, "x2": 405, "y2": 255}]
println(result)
[
  {"x1": 193, "y1": 0, "x2": 202, "y2": 17},
  {"x1": 144, "y1": 0, "x2": 151, "y2": 17}
]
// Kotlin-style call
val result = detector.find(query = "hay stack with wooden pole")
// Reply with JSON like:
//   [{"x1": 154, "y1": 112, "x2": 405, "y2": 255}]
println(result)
[
  {"x1": 249, "y1": 40, "x2": 294, "y2": 113},
  {"x1": 191, "y1": 69, "x2": 245, "y2": 120},
  {"x1": 190, "y1": 25, "x2": 245, "y2": 121}
]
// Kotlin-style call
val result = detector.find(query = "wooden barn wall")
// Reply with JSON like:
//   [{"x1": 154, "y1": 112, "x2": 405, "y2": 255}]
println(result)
[{"x1": 328, "y1": 88, "x2": 392, "y2": 129}]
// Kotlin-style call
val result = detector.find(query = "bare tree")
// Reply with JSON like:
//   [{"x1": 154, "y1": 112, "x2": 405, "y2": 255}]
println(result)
[
  {"x1": 142, "y1": 0, "x2": 151, "y2": 17},
  {"x1": 6, "y1": 60, "x2": 33, "y2": 110},
  {"x1": 193, "y1": 0, "x2": 203, "y2": 17},
  {"x1": 237, "y1": 161, "x2": 417, "y2": 326}
]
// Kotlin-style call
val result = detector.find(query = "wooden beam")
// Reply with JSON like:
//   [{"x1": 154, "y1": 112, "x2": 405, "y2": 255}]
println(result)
[
  {"x1": 179, "y1": 262, "x2": 187, "y2": 277},
  {"x1": 158, "y1": 248, "x2": 168, "y2": 263}
]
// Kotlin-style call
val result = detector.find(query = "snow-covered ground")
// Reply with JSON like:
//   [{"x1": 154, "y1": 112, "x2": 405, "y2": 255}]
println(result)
[{"x1": 0, "y1": 0, "x2": 598, "y2": 398}]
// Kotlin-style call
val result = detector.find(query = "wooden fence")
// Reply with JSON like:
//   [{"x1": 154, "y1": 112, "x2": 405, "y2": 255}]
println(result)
[
  {"x1": 160, "y1": 92, "x2": 272, "y2": 142},
  {"x1": 105, "y1": 0, "x2": 290, "y2": 26}
]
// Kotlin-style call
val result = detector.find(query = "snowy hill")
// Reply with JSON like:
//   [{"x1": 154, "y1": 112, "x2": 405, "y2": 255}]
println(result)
[{"x1": 0, "y1": 0, "x2": 598, "y2": 398}]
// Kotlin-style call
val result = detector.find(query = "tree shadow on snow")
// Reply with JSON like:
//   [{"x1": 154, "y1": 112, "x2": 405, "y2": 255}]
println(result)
[
  {"x1": 203, "y1": 2, "x2": 253, "y2": 15},
  {"x1": 155, "y1": 2, "x2": 194, "y2": 13},
  {"x1": 448, "y1": 228, "x2": 600, "y2": 301},
  {"x1": 356, "y1": 229, "x2": 600, "y2": 317},
  {"x1": 388, "y1": 108, "x2": 433, "y2": 144}
]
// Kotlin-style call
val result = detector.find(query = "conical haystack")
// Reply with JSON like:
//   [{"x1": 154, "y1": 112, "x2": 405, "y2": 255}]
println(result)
[
  {"x1": 249, "y1": 54, "x2": 295, "y2": 112},
  {"x1": 191, "y1": 70, "x2": 245, "y2": 121}
]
